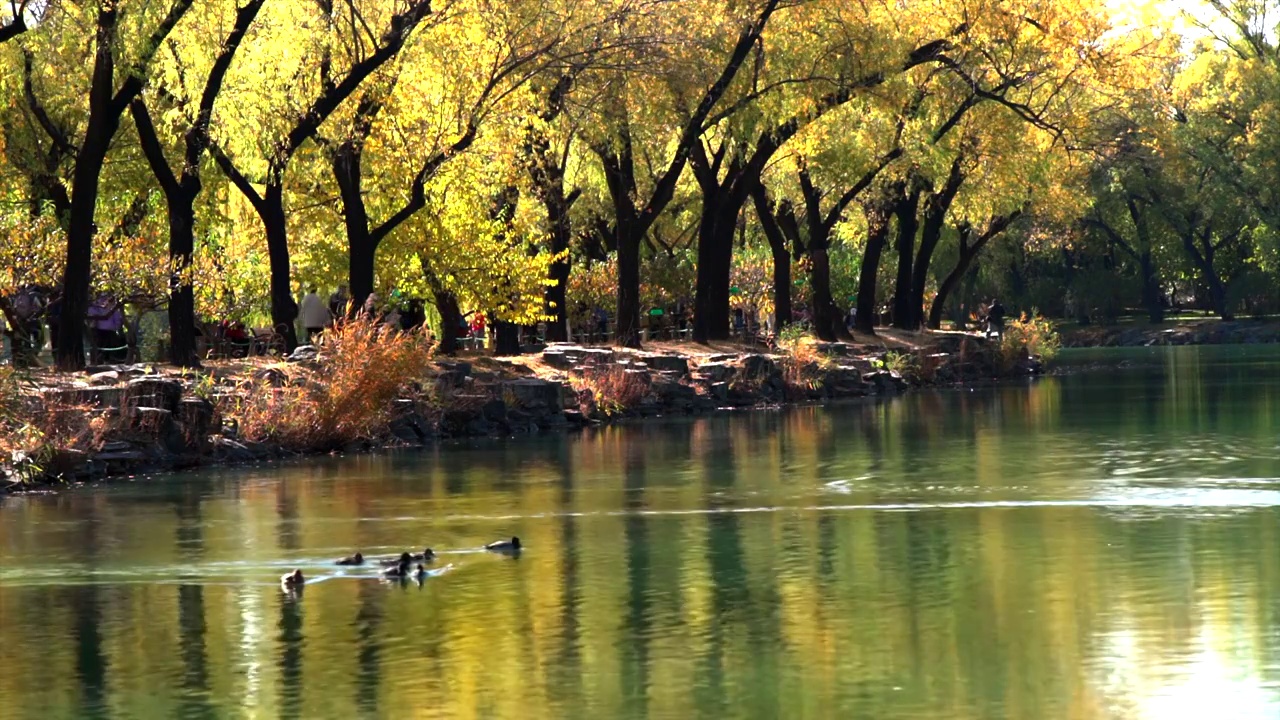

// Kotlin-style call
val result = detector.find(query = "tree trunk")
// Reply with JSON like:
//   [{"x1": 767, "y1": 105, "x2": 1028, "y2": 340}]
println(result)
[
  {"x1": 854, "y1": 207, "x2": 891, "y2": 336},
  {"x1": 751, "y1": 185, "x2": 792, "y2": 330},
  {"x1": 167, "y1": 192, "x2": 200, "y2": 367},
  {"x1": 616, "y1": 224, "x2": 642, "y2": 348},
  {"x1": 334, "y1": 142, "x2": 378, "y2": 314},
  {"x1": 433, "y1": 289, "x2": 463, "y2": 355},
  {"x1": 929, "y1": 252, "x2": 976, "y2": 331},
  {"x1": 693, "y1": 204, "x2": 735, "y2": 343},
  {"x1": 810, "y1": 241, "x2": 848, "y2": 342},
  {"x1": 1139, "y1": 250, "x2": 1163, "y2": 324},
  {"x1": 543, "y1": 200, "x2": 571, "y2": 342},
  {"x1": 262, "y1": 184, "x2": 299, "y2": 351},
  {"x1": 56, "y1": 138, "x2": 111, "y2": 370},
  {"x1": 494, "y1": 320, "x2": 520, "y2": 356},
  {"x1": 891, "y1": 191, "x2": 921, "y2": 330}
]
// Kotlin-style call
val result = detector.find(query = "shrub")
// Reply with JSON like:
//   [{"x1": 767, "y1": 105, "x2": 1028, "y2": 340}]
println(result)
[
  {"x1": 220, "y1": 318, "x2": 434, "y2": 451},
  {"x1": 998, "y1": 312, "x2": 1061, "y2": 372},
  {"x1": 572, "y1": 364, "x2": 649, "y2": 416}
]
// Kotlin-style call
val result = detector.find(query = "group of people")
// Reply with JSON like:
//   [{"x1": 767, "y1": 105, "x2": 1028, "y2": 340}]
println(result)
[
  {"x1": 297, "y1": 286, "x2": 431, "y2": 344},
  {"x1": 1, "y1": 286, "x2": 126, "y2": 366}
]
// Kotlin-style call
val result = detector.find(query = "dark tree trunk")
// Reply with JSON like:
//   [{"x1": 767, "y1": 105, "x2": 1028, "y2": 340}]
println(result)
[
  {"x1": 928, "y1": 211, "x2": 1023, "y2": 329},
  {"x1": 854, "y1": 207, "x2": 892, "y2": 336},
  {"x1": 166, "y1": 194, "x2": 200, "y2": 367},
  {"x1": 263, "y1": 184, "x2": 299, "y2": 351},
  {"x1": 693, "y1": 205, "x2": 735, "y2": 343},
  {"x1": 334, "y1": 142, "x2": 377, "y2": 313},
  {"x1": 752, "y1": 186, "x2": 792, "y2": 330},
  {"x1": 433, "y1": 289, "x2": 463, "y2": 355},
  {"x1": 810, "y1": 240, "x2": 847, "y2": 342},
  {"x1": 909, "y1": 163, "x2": 963, "y2": 330},
  {"x1": 1139, "y1": 251, "x2": 1163, "y2": 324},
  {"x1": 891, "y1": 189, "x2": 921, "y2": 330},
  {"x1": 1180, "y1": 229, "x2": 1232, "y2": 321},
  {"x1": 494, "y1": 320, "x2": 520, "y2": 356},
  {"x1": 542, "y1": 191, "x2": 572, "y2": 342},
  {"x1": 57, "y1": 138, "x2": 109, "y2": 370},
  {"x1": 616, "y1": 224, "x2": 642, "y2": 348}
]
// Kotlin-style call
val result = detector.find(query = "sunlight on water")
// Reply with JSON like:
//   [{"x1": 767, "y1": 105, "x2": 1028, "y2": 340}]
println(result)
[{"x1": 2, "y1": 345, "x2": 1280, "y2": 718}]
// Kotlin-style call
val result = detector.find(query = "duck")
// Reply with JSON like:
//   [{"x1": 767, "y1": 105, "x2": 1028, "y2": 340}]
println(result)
[
  {"x1": 335, "y1": 552, "x2": 364, "y2": 566},
  {"x1": 379, "y1": 551, "x2": 414, "y2": 568},
  {"x1": 281, "y1": 569, "x2": 305, "y2": 587},
  {"x1": 383, "y1": 561, "x2": 411, "y2": 579},
  {"x1": 413, "y1": 563, "x2": 429, "y2": 580},
  {"x1": 485, "y1": 536, "x2": 521, "y2": 553},
  {"x1": 411, "y1": 548, "x2": 436, "y2": 563}
]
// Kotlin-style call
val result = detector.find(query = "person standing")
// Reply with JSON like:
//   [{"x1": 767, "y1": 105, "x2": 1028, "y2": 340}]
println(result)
[
  {"x1": 328, "y1": 285, "x2": 350, "y2": 318},
  {"x1": 299, "y1": 288, "x2": 330, "y2": 343}
]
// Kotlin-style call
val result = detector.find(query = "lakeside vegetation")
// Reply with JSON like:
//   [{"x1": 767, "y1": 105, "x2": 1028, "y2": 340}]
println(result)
[{"x1": 0, "y1": 0, "x2": 1276, "y2": 371}]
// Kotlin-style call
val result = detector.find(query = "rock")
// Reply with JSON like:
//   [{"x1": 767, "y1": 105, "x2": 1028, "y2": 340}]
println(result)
[
  {"x1": 709, "y1": 382, "x2": 730, "y2": 401},
  {"x1": 865, "y1": 370, "x2": 907, "y2": 395},
  {"x1": 465, "y1": 417, "x2": 495, "y2": 436},
  {"x1": 695, "y1": 362, "x2": 735, "y2": 382},
  {"x1": 41, "y1": 386, "x2": 123, "y2": 408},
  {"x1": 129, "y1": 406, "x2": 187, "y2": 454},
  {"x1": 737, "y1": 354, "x2": 778, "y2": 378},
  {"x1": 93, "y1": 449, "x2": 147, "y2": 463},
  {"x1": 563, "y1": 409, "x2": 588, "y2": 425},
  {"x1": 541, "y1": 350, "x2": 573, "y2": 369},
  {"x1": 176, "y1": 398, "x2": 216, "y2": 452},
  {"x1": 481, "y1": 399, "x2": 508, "y2": 423},
  {"x1": 250, "y1": 367, "x2": 289, "y2": 387},
  {"x1": 389, "y1": 411, "x2": 431, "y2": 444},
  {"x1": 88, "y1": 370, "x2": 120, "y2": 383},
  {"x1": 651, "y1": 380, "x2": 698, "y2": 405},
  {"x1": 502, "y1": 379, "x2": 564, "y2": 411},
  {"x1": 45, "y1": 448, "x2": 90, "y2": 479},
  {"x1": 437, "y1": 360, "x2": 472, "y2": 377},
  {"x1": 210, "y1": 436, "x2": 253, "y2": 461},
  {"x1": 125, "y1": 376, "x2": 184, "y2": 412},
  {"x1": 287, "y1": 345, "x2": 319, "y2": 363},
  {"x1": 643, "y1": 354, "x2": 689, "y2": 376},
  {"x1": 438, "y1": 409, "x2": 477, "y2": 437}
]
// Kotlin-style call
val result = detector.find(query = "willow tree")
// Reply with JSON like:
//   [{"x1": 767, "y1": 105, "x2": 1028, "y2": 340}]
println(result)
[
  {"x1": 211, "y1": 0, "x2": 434, "y2": 351},
  {"x1": 582, "y1": 0, "x2": 781, "y2": 348},
  {"x1": 17, "y1": 0, "x2": 198, "y2": 369},
  {"x1": 129, "y1": 0, "x2": 267, "y2": 367}
]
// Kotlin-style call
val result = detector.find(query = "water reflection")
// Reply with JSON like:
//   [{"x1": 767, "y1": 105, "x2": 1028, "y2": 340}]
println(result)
[{"x1": 1, "y1": 347, "x2": 1280, "y2": 718}]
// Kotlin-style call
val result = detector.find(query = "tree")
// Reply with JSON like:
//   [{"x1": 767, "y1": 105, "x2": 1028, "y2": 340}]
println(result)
[
  {"x1": 587, "y1": 0, "x2": 780, "y2": 348},
  {"x1": 129, "y1": 0, "x2": 267, "y2": 367},
  {"x1": 211, "y1": 0, "x2": 434, "y2": 352},
  {"x1": 27, "y1": 0, "x2": 198, "y2": 369}
]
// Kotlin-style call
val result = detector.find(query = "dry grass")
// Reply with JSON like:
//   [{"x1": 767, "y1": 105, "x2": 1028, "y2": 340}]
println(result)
[
  {"x1": 219, "y1": 318, "x2": 434, "y2": 451},
  {"x1": 571, "y1": 364, "x2": 650, "y2": 416}
]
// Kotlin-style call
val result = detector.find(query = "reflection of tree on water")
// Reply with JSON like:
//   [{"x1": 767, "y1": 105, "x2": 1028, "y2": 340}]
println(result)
[
  {"x1": 353, "y1": 579, "x2": 384, "y2": 714},
  {"x1": 549, "y1": 439, "x2": 583, "y2": 706},
  {"x1": 174, "y1": 487, "x2": 215, "y2": 720},
  {"x1": 277, "y1": 592, "x2": 305, "y2": 719},
  {"x1": 620, "y1": 434, "x2": 651, "y2": 715},
  {"x1": 67, "y1": 496, "x2": 108, "y2": 720}
]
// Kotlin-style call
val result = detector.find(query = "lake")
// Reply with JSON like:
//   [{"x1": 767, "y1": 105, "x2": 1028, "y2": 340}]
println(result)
[{"x1": 3, "y1": 345, "x2": 1280, "y2": 719}]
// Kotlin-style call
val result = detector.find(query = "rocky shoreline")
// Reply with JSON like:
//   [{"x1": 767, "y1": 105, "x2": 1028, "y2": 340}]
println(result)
[
  {"x1": 1062, "y1": 320, "x2": 1280, "y2": 348},
  {"x1": 3, "y1": 336, "x2": 1036, "y2": 491}
]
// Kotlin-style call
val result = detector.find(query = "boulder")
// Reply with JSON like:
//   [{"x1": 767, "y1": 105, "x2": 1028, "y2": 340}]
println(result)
[
  {"x1": 286, "y1": 345, "x2": 319, "y2": 363},
  {"x1": 176, "y1": 397, "x2": 216, "y2": 452},
  {"x1": 129, "y1": 406, "x2": 187, "y2": 454},
  {"x1": 695, "y1": 362, "x2": 735, "y2": 383},
  {"x1": 438, "y1": 408, "x2": 477, "y2": 437},
  {"x1": 709, "y1": 382, "x2": 730, "y2": 401},
  {"x1": 502, "y1": 379, "x2": 564, "y2": 411},
  {"x1": 481, "y1": 399, "x2": 508, "y2": 423},
  {"x1": 41, "y1": 386, "x2": 123, "y2": 408},
  {"x1": 643, "y1": 354, "x2": 689, "y2": 376}
]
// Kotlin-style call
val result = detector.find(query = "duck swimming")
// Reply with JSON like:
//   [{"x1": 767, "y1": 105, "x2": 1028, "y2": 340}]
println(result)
[
  {"x1": 485, "y1": 537, "x2": 521, "y2": 553},
  {"x1": 379, "y1": 552, "x2": 414, "y2": 567},
  {"x1": 383, "y1": 561, "x2": 411, "y2": 579},
  {"x1": 281, "y1": 569, "x2": 305, "y2": 587},
  {"x1": 412, "y1": 548, "x2": 436, "y2": 563},
  {"x1": 335, "y1": 552, "x2": 364, "y2": 566},
  {"x1": 413, "y1": 563, "x2": 429, "y2": 580}
]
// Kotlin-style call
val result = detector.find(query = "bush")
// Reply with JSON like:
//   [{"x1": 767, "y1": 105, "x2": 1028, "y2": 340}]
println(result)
[
  {"x1": 572, "y1": 364, "x2": 649, "y2": 416},
  {"x1": 998, "y1": 312, "x2": 1060, "y2": 372},
  {"x1": 220, "y1": 318, "x2": 434, "y2": 451}
]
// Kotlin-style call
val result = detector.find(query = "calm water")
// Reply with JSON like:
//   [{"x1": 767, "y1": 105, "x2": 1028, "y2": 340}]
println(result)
[{"x1": 3, "y1": 346, "x2": 1280, "y2": 719}]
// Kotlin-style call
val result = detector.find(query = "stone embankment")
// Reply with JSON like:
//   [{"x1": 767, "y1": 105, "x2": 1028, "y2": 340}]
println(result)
[
  {"x1": 5, "y1": 336, "x2": 1033, "y2": 488},
  {"x1": 1063, "y1": 320, "x2": 1280, "y2": 348}
]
